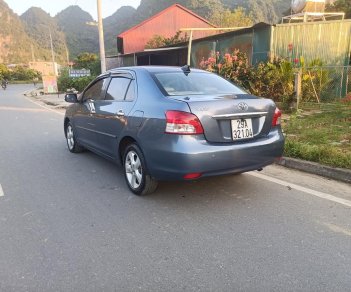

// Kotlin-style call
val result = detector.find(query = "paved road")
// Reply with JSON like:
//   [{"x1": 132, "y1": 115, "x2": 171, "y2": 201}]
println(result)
[{"x1": 1, "y1": 84, "x2": 351, "y2": 292}]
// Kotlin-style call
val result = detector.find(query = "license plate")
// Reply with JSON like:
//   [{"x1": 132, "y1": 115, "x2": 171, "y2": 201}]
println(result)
[{"x1": 231, "y1": 118, "x2": 254, "y2": 140}]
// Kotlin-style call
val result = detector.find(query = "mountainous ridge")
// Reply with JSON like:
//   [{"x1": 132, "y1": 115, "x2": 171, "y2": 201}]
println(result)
[
  {"x1": 0, "y1": 0, "x2": 55, "y2": 63},
  {"x1": 21, "y1": 7, "x2": 67, "y2": 63},
  {"x1": 56, "y1": 5, "x2": 99, "y2": 58},
  {"x1": 1, "y1": 0, "x2": 293, "y2": 64}
]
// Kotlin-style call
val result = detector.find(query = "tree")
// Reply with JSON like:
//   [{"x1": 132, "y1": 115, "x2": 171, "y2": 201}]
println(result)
[
  {"x1": 326, "y1": 0, "x2": 351, "y2": 18},
  {"x1": 210, "y1": 7, "x2": 254, "y2": 27},
  {"x1": 188, "y1": 0, "x2": 224, "y2": 19},
  {"x1": 74, "y1": 52, "x2": 100, "y2": 75},
  {"x1": 7, "y1": 66, "x2": 41, "y2": 81},
  {"x1": 0, "y1": 64, "x2": 10, "y2": 80},
  {"x1": 145, "y1": 31, "x2": 189, "y2": 49}
]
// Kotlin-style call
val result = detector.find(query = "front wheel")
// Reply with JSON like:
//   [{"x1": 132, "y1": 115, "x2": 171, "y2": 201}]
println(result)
[
  {"x1": 65, "y1": 122, "x2": 84, "y2": 153},
  {"x1": 123, "y1": 144, "x2": 158, "y2": 196}
]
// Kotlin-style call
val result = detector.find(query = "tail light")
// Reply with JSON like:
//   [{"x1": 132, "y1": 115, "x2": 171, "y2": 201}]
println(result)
[
  {"x1": 272, "y1": 108, "x2": 282, "y2": 127},
  {"x1": 165, "y1": 111, "x2": 204, "y2": 135}
]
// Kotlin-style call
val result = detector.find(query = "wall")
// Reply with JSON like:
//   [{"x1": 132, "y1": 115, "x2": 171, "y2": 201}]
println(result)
[{"x1": 190, "y1": 24, "x2": 272, "y2": 67}]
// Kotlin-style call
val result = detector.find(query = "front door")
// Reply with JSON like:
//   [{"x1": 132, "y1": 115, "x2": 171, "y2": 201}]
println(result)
[{"x1": 74, "y1": 77, "x2": 109, "y2": 149}]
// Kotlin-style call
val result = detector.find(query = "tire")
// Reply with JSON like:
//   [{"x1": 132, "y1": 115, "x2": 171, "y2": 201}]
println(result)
[
  {"x1": 65, "y1": 122, "x2": 84, "y2": 153},
  {"x1": 123, "y1": 143, "x2": 158, "y2": 196}
]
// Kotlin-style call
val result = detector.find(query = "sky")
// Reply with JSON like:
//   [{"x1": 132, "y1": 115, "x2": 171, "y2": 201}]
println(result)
[{"x1": 4, "y1": 0, "x2": 142, "y2": 19}]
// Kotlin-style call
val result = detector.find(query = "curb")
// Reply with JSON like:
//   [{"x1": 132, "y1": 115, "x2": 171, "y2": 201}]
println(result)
[{"x1": 276, "y1": 157, "x2": 351, "y2": 184}]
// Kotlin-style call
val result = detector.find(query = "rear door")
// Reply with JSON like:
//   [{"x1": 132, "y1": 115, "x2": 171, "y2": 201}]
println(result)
[{"x1": 93, "y1": 73, "x2": 137, "y2": 158}]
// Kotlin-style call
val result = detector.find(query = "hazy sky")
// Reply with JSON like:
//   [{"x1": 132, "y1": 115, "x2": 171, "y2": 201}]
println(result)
[{"x1": 4, "y1": 0, "x2": 142, "y2": 19}]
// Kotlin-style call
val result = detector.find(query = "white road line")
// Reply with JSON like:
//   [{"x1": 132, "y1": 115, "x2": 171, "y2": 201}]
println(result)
[
  {"x1": 0, "y1": 184, "x2": 4, "y2": 197},
  {"x1": 23, "y1": 96, "x2": 64, "y2": 116},
  {"x1": 248, "y1": 172, "x2": 351, "y2": 208}
]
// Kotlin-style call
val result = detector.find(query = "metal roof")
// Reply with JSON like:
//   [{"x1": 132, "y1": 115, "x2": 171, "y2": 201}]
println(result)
[{"x1": 118, "y1": 4, "x2": 216, "y2": 38}]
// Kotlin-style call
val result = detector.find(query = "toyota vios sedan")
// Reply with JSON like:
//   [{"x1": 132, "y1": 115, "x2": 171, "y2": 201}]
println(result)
[{"x1": 64, "y1": 66, "x2": 284, "y2": 195}]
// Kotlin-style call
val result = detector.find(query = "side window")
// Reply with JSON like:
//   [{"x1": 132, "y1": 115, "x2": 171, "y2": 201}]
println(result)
[
  {"x1": 125, "y1": 80, "x2": 135, "y2": 101},
  {"x1": 105, "y1": 77, "x2": 131, "y2": 101},
  {"x1": 83, "y1": 78, "x2": 108, "y2": 101}
]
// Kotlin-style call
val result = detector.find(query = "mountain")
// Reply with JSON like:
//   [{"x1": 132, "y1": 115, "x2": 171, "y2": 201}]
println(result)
[
  {"x1": 56, "y1": 6, "x2": 99, "y2": 59},
  {"x1": 1, "y1": 0, "x2": 292, "y2": 64},
  {"x1": 0, "y1": 0, "x2": 52, "y2": 63},
  {"x1": 103, "y1": 6, "x2": 137, "y2": 55},
  {"x1": 21, "y1": 7, "x2": 67, "y2": 63},
  {"x1": 221, "y1": 0, "x2": 291, "y2": 23}
]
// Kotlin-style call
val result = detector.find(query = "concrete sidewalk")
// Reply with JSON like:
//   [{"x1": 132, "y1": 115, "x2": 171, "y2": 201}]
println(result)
[
  {"x1": 24, "y1": 88, "x2": 68, "y2": 110},
  {"x1": 276, "y1": 157, "x2": 351, "y2": 184}
]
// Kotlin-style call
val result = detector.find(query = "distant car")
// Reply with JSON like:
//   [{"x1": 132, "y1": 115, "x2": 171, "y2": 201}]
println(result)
[{"x1": 64, "y1": 66, "x2": 284, "y2": 195}]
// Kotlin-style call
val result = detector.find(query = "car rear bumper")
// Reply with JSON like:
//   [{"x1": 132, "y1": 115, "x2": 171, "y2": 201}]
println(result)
[{"x1": 143, "y1": 128, "x2": 285, "y2": 181}]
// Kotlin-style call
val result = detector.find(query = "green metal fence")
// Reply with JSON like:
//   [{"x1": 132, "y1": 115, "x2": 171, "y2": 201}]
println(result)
[
  {"x1": 272, "y1": 20, "x2": 351, "y2": 66},
  {"x1": 190, "y1": 24, "x2": 272, "y2": 68}
]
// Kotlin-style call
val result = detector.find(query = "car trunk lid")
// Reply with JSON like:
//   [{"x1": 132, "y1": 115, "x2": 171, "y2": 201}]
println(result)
[{"x1": 171, "y1": 94, "x2": 277, "y2": 143}]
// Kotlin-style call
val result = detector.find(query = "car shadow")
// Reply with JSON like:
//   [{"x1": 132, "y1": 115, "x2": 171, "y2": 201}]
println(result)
[{"x1": 69, "y1": 149, "x2": 265, "y2": 211}]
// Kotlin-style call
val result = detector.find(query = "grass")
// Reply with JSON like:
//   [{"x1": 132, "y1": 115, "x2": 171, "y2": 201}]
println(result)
[{"x1": 282, "y1": 102, "x2": 351, "y2": 169}]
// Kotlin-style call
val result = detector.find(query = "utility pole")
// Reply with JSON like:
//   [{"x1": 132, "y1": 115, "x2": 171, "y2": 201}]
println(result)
[
  {"x1": 97, "y1": 0, "x2": 106, "y2": 73},
  {"x1": 49, "y1": 29, "x2": 56, "y2": 76},
  {"x1": 31, "y1": 44, "x2": 35, "y2": 62},
  {"x1": 65, "y1": 42, "x2": 70, "y2": 67}
]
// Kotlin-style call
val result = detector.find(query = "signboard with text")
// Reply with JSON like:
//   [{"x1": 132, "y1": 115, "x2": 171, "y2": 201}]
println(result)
[{"x1": 69, "y1": 69, "x2": 91, "y2": 78}]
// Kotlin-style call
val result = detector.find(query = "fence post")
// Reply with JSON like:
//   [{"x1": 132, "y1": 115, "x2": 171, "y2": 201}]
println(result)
[{"x1": 294, "y1": 69, "x2": 302, "y2": 110}]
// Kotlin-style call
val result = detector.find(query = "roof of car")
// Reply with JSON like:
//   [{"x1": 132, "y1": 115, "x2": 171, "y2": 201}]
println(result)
[{"x1": 108, "y1": 66, "x2": 207, "y2": 74}]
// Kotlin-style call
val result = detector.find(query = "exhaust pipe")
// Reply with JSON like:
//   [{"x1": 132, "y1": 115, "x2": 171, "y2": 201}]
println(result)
[{"x1": 257, "y1": 168, "x2": 263, "y2": 172}]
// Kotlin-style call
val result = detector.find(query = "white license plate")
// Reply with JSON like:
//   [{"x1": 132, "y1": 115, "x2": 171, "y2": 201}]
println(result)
[{"x1": 231, "y1": 118, "x2": 254, "y2": 140}]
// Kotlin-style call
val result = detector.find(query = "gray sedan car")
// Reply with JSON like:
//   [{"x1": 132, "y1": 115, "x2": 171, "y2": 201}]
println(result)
[{"x1": 64, "y1": 66, "x2": 284, "y2": 195}]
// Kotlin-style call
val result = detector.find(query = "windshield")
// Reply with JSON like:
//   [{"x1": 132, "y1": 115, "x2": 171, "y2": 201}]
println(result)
[{"x1": 153, "y1": 72, "x2": 246, "y2": 96}]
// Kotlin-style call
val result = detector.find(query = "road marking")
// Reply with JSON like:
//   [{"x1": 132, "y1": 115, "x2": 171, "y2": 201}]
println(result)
[
  {"x1": 248, "y1": 172, "x2": 351, "y2": 208},
  {"x1": 323, "y1": 223, "x2": 351, "y2": 237},
  {"x1": 23, "y1": 96, "x2": 64, "y2": 116},
  {"x1": 0, "y1": 184, "x2": 4, "y2": 197},
  {"x1": 0, "y1": 106, "x2": 48, "y2": 113}
]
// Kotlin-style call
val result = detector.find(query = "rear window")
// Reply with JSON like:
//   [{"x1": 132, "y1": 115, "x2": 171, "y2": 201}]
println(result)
[{"x1": 153, "y1": 72, "x2": 246, "y2": 96}]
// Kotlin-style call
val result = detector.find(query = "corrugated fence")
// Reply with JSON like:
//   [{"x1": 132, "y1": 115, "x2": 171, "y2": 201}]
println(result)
[{"x1": 272, "y1": 20, "x2": 351, "y2": 66}]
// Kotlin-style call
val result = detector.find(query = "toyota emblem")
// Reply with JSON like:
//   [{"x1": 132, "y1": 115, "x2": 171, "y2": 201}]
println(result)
[{"x1": 237, "y1": 102, "x2": 249, "y2": 111}]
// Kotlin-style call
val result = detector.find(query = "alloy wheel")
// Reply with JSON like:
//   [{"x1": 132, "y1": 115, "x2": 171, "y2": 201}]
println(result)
[
  {"x1": 125, "y1": 150, "x2": 143, "y2": 189},
  {"x1": 66, "y1": 125, "x2": 75, "y2": 150}
]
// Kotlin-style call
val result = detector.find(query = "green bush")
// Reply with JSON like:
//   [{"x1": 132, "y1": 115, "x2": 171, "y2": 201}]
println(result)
[
  {"x1": 199, "y1": 50, "x2": 295, "y2": 103},
  {"x1": 57, "y1": 68, "x2": 95, "y2": 93},
  {"x1": 0, "y1": 64, "x2": 40, "y2": 81}
]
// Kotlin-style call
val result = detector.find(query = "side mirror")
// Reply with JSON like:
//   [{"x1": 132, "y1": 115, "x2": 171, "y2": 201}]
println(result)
[{"x1": 65, "y1": 93, "x2": 78, "y2": 103}]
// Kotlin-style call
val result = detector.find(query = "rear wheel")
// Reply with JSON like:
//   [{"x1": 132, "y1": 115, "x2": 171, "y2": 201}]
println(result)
[
  {"x1": 65, "y1": 122, "x2": 84, "y2": 153},
  {"x1": 123, "y1": 144, "x2": 158, "y2": 196}
]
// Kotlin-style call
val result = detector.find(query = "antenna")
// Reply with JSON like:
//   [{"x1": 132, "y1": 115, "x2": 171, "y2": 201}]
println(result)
[{"x1": 181, "y1": 64, "x2": 191, "y2": 75}]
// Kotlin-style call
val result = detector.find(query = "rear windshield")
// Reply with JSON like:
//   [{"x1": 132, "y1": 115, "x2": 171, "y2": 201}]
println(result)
[{"x1": 153, "y1": 72, "x2": 246, "y2": 96}]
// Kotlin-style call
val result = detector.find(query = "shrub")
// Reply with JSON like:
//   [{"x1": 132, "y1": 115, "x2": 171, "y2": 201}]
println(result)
[
  {"x1": 57, "y1": 68, "x2": 95, "y2": 93},
  {"x1": 199, "y1": 50, "x2": 295, "y2": 103}
]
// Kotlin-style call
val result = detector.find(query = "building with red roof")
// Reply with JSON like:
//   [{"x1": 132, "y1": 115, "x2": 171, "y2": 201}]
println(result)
[{"x1": 117, "y1": 4, "x2": 216, "y2": 54}]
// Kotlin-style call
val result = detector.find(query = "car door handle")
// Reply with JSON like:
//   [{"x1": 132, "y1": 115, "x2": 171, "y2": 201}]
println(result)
[{"x1": 117, "y1": 110, "x2": 125, "y2": 117}]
